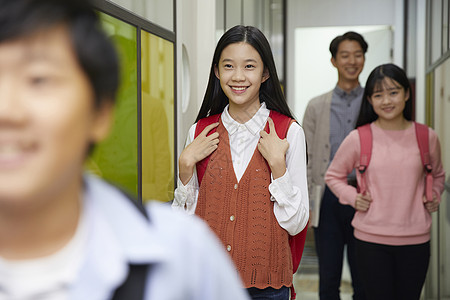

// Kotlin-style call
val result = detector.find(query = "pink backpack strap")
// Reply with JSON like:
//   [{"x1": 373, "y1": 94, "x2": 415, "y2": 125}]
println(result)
[
  {"x1": 357, "y1": 122, "x2": 433, "y2": 202},
  {"x1": 414, "y1": 122, "x2": 433, "y2": 202},
  {"x1": 357, "y1": 124, "x2": 372, "y2": 195},
  {"x1": 194, "y1": 114, "x2": 221, "y2": 184}
]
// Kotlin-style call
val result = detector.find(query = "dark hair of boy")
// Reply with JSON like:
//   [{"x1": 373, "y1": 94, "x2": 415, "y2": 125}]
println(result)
[
  {"x1": 0, "y1": 0, "x2": 119, "y2": 107},
  {"x1": 329, "y1": 31, "x2": 369, "y2": 59},
  {"x1": 356, "y1": 63, "x2": 413, "y2": 127},
  {"x1": 195, "y1": 25, "x2": 294, "y2": 122}
]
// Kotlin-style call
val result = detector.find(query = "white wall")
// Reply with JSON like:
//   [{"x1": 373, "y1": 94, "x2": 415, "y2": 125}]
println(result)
[
  {"x1": 415, "y1": 0, "x2": 426, "y2": 124},
  {"x1": 112, "y1": 0, "x2": 174, "y2": 31},
  {"x1": 434, "y1": 58, "x2": 450, "y2": 299},
  {"x1": 286, "y1": 0, "x2": 404, "y2": 122},
  {"x1": 176, "y1": 0, "x2": 216, "y2": 162}
]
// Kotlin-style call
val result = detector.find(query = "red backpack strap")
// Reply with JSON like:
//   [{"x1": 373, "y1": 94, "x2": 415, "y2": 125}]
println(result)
[
  {"x1": 266, "y1": 110, "x2": 293, "y2": 137},
  {"x1": 414, "y1": 122, "x2": 433, "y2": 202},
  {"x1": 196, "y1": 111, "x2": 290, "y2": 184},
  {"x1": 194, "y1": 114, "x2": 221, "y2": 185},
  {"x1": 268, "y1": 111, "x2": 308, "y2": 299},
  {"x1": 357, "y1": 124, "x2": 372, "y2": 195},
  {"x1": 289, "y1": 224, "x2": 308, "y2": 300}
]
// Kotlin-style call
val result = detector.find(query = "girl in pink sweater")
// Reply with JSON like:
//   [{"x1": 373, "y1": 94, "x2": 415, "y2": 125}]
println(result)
[{"x1": 325, "y1": 63, "x2": 445, "y2": 300}]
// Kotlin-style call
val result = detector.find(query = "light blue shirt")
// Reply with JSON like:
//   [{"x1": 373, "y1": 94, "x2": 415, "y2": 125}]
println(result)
[{"x1": 69, "y1": 175, "x2": 250, "y2": 300}]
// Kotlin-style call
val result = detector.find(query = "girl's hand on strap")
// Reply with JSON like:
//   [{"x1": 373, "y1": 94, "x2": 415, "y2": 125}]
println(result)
[
  {"x1": 179, "y1": 122, "x2": 220, "y2": 185},
  {"x1": 424, "y1": 195, "x2": 439, "y2": 213},
  {"x1": 258, "y1": 117, "x2": 289, "y2": 179},
  {"x1": 355, "y1": 193, "x2": 372, "y2": 212}
]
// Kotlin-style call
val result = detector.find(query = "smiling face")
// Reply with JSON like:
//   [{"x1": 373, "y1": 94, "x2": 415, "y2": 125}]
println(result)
[
  {"x1": 331, "y1": 39, "x2": 365, "y2": 86},
  {"x1": 214, "y1": 42, "x2": 269, "y2": 121},
  {"x1": 0, "y1": 26, "x2": 112, "y2": 207},
  {"x1": 368, "y1": 78, "x2": 410, "y2": 124}
]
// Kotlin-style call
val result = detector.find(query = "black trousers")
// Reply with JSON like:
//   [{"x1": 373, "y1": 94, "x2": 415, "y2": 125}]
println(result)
[
  {"x1": 355, "y1": 239, "x2": 430, "y2": 300},
  {"x1": 314, "y1": 186, "x2": 365, "y2": 299}
]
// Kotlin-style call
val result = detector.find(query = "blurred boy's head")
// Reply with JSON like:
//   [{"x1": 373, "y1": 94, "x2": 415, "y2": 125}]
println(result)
[
  {"x1": 0, "y1": 0, "x2": 119, "y2": 205},
  {"x1": 329, "y1": 31, "x2": 368, "y2": 85},
  {"x1": 0, "y1": 0, "x2": 119, "y2": 106}
]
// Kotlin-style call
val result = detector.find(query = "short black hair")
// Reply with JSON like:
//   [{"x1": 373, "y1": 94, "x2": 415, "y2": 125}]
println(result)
[
  {"x1": 329, "y1": 31, "x2": 368, "y2": 59},
  {"x1": 0, "y1": 0, "x2": 119, "y2": 107}
]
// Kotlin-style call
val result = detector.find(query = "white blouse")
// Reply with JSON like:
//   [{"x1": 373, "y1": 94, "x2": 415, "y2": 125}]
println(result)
[{"x1": 173, "y1": 103, "x2": 309, "y2": 235}]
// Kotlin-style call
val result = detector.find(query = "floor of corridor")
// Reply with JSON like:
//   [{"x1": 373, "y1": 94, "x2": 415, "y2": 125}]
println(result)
[{"x1": 293, "y1": 231, "x2": 353, "y2": 300}]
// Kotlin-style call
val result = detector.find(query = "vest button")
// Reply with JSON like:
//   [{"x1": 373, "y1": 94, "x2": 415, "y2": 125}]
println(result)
[
  {"x1": 234, "y1": 184, "x2": 238, "y2": 189},
  {"x1": 226, "y1": 245, "x2": 232, "y2": 252},
  {"x1": 230, "y1": 215, "x2": 235, "y2": 221}
]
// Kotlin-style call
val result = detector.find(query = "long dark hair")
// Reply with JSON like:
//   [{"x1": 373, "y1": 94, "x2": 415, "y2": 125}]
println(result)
[
  {"x1": 356, "y1": 63, "x2": 412, "y2": 127},
  {"x1": 195, "y1": 25, "x2": 293, "y2": 122}
]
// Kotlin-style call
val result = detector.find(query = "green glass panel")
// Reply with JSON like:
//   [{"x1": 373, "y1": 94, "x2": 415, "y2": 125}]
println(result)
[
  {"x1": 86, "y1": 13, "x2": 138, "y2": 196},
  {"x1": 141, "y1": 30, "x2": 174, "y2": 202}
]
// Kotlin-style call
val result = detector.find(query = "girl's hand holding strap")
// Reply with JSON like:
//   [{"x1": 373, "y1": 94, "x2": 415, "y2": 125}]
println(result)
[
  {"x1": 179, "y1": 122, "x2": 220, "y2": 185},
  {"x1": 355, "y1": 192, "x2": 372, "y2": 212},
  {"x1": 258, "y1": 117, "x2": 289, "y2": 179},
  {"x1": 424, "y1": 195, "x2": 439, "y2": 213}
]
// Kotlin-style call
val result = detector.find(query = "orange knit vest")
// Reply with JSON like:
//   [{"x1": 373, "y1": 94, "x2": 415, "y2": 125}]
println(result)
[{"x1": 196, "y1": 120, "x2": 292, "y2": 289}]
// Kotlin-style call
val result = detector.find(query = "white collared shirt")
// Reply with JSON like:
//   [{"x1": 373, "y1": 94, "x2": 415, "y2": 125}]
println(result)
[{"x1": 173, "y1": 103, "x2": 309, "y2": 235}]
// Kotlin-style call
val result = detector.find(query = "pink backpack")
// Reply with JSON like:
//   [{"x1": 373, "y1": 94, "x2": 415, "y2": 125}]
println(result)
[
  {"x1": 195, "y1": 111, "x2": 307, "y2": 299},
  {"x1": 357, "y1": 122, "x2": 433, "y2": 201}
]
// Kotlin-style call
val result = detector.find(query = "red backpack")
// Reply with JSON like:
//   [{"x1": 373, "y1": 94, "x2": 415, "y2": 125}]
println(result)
[
  {"x1": 357, "y1": 122, "x2": 433, "y2": 201},
  {"x1": 195, "y1": 111, "x2": 307, "y2": 299}
]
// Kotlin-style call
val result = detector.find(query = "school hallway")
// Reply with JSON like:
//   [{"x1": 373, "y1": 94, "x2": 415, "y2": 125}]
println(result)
[{"x1": 88, "y1": 1, "x2": 450, "y2": 298}]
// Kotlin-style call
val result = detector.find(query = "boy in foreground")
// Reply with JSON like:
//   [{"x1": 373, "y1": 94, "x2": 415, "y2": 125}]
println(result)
[{"x1": 0, "y1": 1, "x2": 249, "y2": 299}]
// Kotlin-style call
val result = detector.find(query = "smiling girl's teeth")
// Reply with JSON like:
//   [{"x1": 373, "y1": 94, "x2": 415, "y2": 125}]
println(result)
[{"x1": 232, "y1": 87, "x2": 246, "y2": 91}]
